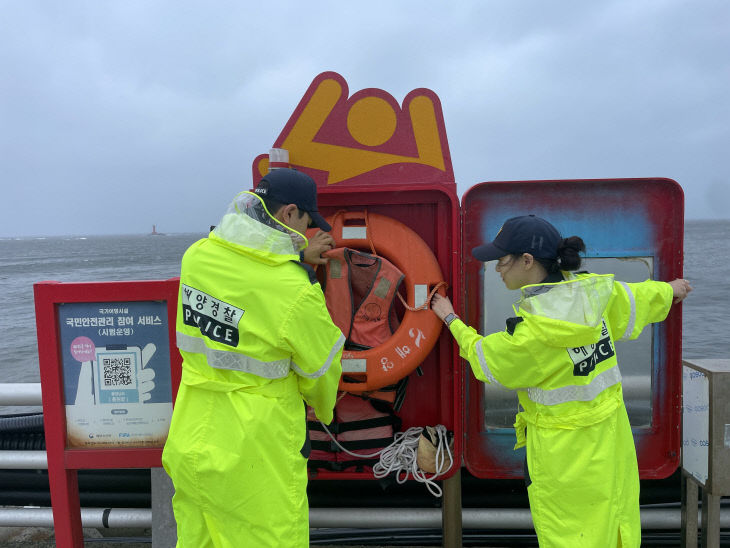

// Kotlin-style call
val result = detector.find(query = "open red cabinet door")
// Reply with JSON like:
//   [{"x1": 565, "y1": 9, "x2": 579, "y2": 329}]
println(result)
[{"x1": 461, "y1": 178, "x2": 684, "y2": 480}]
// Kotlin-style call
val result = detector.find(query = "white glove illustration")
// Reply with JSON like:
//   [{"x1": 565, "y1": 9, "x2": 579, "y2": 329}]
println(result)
[
  {"x1": 74, "y1": 343, "x2": 157, "y2": 406},
  {"x1": 139, "y1": 343, "x2": 157, "y2": 402}
]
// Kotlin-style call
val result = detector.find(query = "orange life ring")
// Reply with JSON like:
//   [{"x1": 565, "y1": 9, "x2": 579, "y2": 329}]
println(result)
[{"x1": 317, "y1": 211, "x2": 446, "y2": 393}]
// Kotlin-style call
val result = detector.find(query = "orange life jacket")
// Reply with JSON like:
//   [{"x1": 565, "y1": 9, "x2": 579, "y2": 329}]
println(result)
[
  {"x1": 306, "y1": 394, "x2": 401, "y2": 472},
  {"x1": 324, "y1": 248, "x2": 405, "y2": 350}
]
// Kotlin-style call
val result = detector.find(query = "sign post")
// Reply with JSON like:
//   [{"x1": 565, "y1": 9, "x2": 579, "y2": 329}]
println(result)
[{"x1": 34, "y1": 279, "x2": 181, "y2": 548}]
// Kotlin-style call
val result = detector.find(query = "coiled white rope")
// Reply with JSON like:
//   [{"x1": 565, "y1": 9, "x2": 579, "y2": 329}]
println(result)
[{"x1": 318, "y1": 422, "x2": 453, "y2": 497}]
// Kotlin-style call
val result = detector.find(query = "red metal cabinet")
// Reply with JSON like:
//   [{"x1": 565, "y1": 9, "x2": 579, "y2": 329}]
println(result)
[
  {"x1": 252, "y1": 72, "x2": 685, "y2": 483},
  {"x1": 310, "y1": 183, "x2": 463, "y2": 480}
]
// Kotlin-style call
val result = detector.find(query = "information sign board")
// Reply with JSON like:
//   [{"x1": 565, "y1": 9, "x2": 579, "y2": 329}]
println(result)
[{"x1": 57, "y1": 300, "x2": 173, "y2": 448}]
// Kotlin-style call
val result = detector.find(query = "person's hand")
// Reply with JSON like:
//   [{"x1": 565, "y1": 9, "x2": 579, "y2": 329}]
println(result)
[
  {"x1": 302, "y1": 230, "x2": 335, "y2": 265},
  {"x1": 430, "y1": 293, "x2": 455, "y2": 322},
  {"x1": 668, "y1": 278, "x2": 692, "y2": 304}
]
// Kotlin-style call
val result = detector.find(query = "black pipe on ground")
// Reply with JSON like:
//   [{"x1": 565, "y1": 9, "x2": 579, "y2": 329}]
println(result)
[
  {"x1": 0, "y1": 413, "x2": 44, "y2": 432},
  {"x1": 307, "y1": 468, "x2": 686, "y2": 509},
  {"x1": 0, "y1": 431, "x2": 45, "y2": 450},
  {"x1": 0, "y1": 469, "x2": 151, "y2": 508},
  {"x1": 0, "y1": 463, "x2": 688, "y2": 509}
]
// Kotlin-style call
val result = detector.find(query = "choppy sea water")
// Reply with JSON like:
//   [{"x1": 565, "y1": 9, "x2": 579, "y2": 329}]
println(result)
[
  {"x1": 0, "y1": 220, "x2": 727, "y2": 393},
  {"x1": 0, "y1": 233, "x2": 204, "y2": 388}
]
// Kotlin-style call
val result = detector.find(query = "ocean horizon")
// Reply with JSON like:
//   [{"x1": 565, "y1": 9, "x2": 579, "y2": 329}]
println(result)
[
  {"x1": 1, "y1": 220, "x2": 727, "y2": 394},
  {"x1": 2, "y1": 216, "x2": 729, "y2": 241}
]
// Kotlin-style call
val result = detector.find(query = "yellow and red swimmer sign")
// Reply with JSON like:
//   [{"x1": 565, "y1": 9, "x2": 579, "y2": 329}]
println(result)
[{"x1": 251, "y1": 71, "x2": 454, "y2": 187}]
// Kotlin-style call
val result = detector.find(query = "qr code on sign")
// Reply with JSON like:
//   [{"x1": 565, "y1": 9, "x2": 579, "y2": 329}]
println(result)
[{"x1": 102, "y1": 357, "x2": 133, "y2": 387}]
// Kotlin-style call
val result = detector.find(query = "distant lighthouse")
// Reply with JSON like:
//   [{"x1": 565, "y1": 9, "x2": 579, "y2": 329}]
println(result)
[{"x1": 150, "y1": 224, "x2": 165, "y2": 236}]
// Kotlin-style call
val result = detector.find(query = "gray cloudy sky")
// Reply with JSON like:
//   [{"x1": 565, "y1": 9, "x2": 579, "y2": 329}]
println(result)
[{"x1": 1, "y1": 1, "x2": 728, "y2": 237}]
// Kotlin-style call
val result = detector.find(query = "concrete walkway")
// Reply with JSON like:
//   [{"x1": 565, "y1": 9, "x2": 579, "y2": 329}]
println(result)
[
  {"x1": 0, "y1": 527, "x2": 467, "y2": 547},
  {"x1": 0, "y1": 526, "x2": 152, "y2": 546}
]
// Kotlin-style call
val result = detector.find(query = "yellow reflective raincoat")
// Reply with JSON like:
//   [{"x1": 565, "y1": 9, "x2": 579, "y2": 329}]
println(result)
[
  {"x1": 450, "y1": 272, "x2": 673, "y2": 547},
  {"x1": 162, "y1": 192, "x2": 344, "y2": 548}
]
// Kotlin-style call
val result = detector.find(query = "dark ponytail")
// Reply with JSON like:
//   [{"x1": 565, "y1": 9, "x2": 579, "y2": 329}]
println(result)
[{"x1": 557, "y1": 236, "x2": 585, "y2": 271}]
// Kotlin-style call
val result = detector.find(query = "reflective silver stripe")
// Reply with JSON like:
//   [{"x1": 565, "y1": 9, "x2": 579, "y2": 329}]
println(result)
[
  {"x1": 527, "y1": 365, "x2": 622, "y2": 406},
  {"x1": 475, "y1": 339, "x2": 507, "y2": 389},
  {"x1": 176, "y1": 332, "x2": 291, "y2": 378},
  {"x1": 618, "y1": 281, "x2": 636, "y2": 341},
  {"x1": 291, "y1": 333, "x2": 346, "y2": 379}
]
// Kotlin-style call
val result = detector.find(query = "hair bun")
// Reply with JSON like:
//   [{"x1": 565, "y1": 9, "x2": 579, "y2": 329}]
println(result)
[
  {"x1": 556, "y1": 236, "x2": 585, "y2": 271},
  {"x1": 558, "y1": 236, "x2": 585, "y2": 253}
]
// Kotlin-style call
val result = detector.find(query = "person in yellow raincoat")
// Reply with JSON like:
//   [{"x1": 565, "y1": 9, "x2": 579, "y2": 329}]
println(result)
[
  {"x1": 431, "y1": 214, "x2": 692, "y2": 548},
  {"x1": 162, "y1": 168, "x2": 345, "y2": 547}
]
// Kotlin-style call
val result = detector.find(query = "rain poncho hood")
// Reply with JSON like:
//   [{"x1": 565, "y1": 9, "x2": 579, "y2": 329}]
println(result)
[
  {"x1": 211, "y1": 191, "x2": 308, "y2": 264},
  {"x1": 516, "y1": 273, "x2": 615, "y2": 348}
]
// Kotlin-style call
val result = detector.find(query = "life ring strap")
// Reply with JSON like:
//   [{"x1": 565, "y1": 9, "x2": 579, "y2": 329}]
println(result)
[{"x1": 396, "y1": 280, "x2": 449, "y2": 312}]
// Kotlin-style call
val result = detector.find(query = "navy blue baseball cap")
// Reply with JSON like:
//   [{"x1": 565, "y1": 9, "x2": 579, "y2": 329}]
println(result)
[
  {"x1": 254, "y1": 168, "x2": 331, "y2": 231},
  {"x1": 472, "y1": 215, "x2": 562, "y2": 262}
]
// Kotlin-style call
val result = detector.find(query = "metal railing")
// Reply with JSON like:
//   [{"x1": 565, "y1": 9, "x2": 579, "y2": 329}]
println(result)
[
  {"x1": 0, "y1": 382, "x2": 718, "y2": 533},
  {"x1": 1, "y1": 383, "x2": 150, "y2": 530},
  {"x1": 0, "y1": 383, "x2": 42, "y2": 406},
  {"x1": 0, "y1": 507, "x2": 151, "y2": 528},
  {"x1": 0, "y1": 505, "x2": 723, "y2": 530}
]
